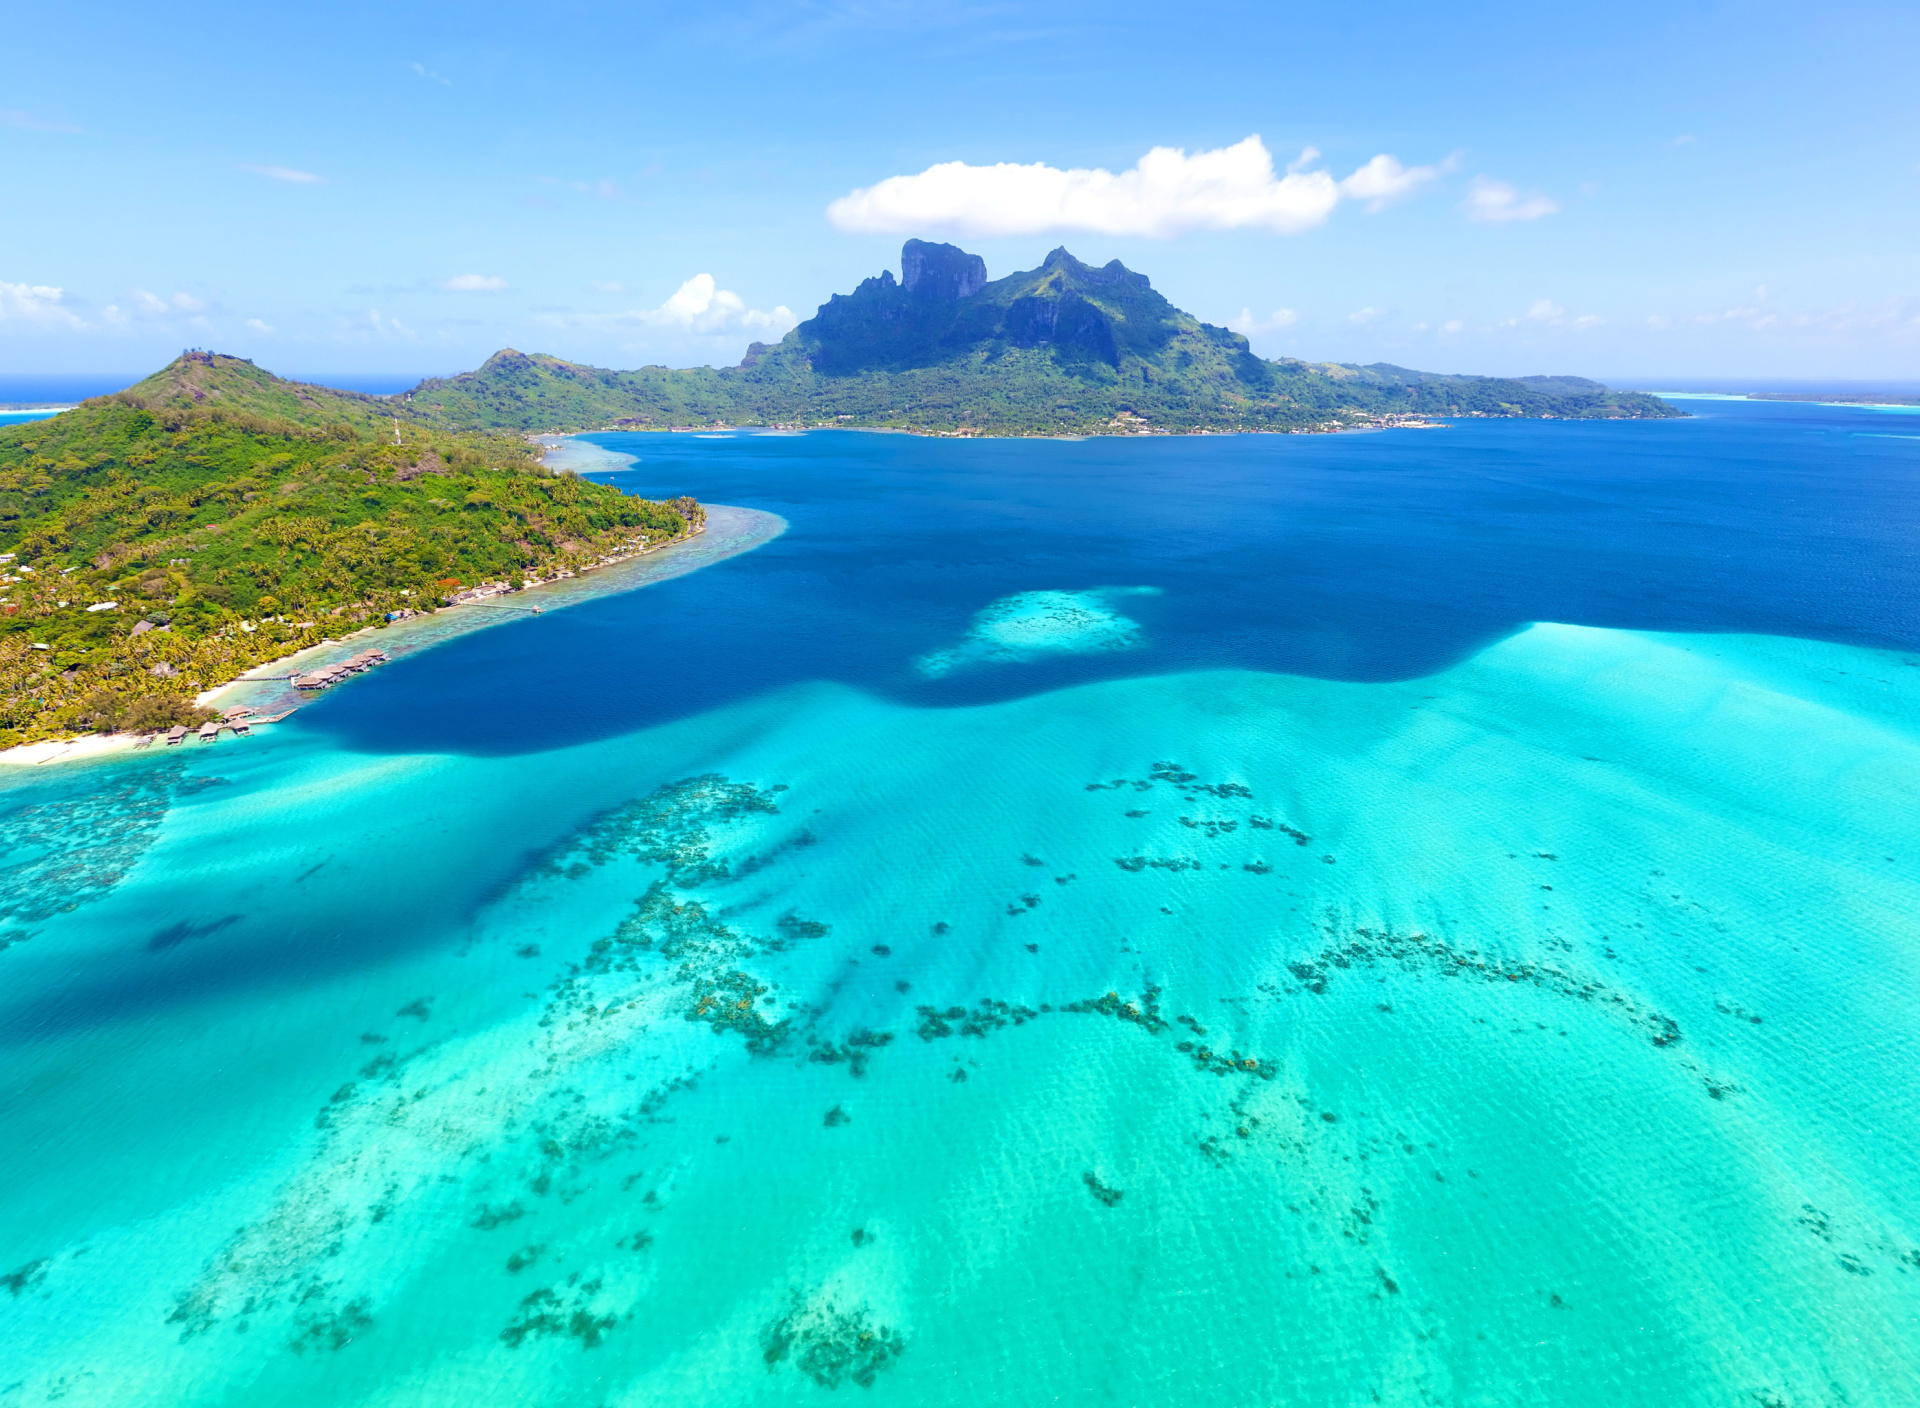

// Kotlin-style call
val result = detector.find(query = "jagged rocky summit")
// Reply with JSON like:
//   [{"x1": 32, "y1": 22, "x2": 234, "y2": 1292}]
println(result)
[{"x1": 402, "y1": 240, "x2": 1682, "y2": 435}]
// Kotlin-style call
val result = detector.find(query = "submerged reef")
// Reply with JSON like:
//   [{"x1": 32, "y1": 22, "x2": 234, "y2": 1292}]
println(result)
[
  {"x1": 0, "y1": 755, "x2": 218, "y2": 931},
  {"x1": 1274, "y1": 926, "x2": 1684, "y2": 1050},
  {"x1": 129, "y1": 755, "x2": 1804, "y2": 1395},
  {"x1": 762, "y1": 1289, "x2": 906, "y2": 1389},
  {"x1": 532, "y1": 774, "x2": 784, "y2": 886},
  {"x1": 499, "y1": 1274, "x2": 621, "y2": 1350},
  {"x1": 162, "y1": 771, "x2": 803, "y2": 1355},
  {"x1": 915, "y1": 587, "x2": 1158, "y2": 678}
]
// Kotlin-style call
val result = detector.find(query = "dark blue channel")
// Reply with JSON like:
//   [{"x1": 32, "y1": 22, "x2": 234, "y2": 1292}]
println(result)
[{"x1": 305, "y1": 398, "x2": 1920, "y2": 757}]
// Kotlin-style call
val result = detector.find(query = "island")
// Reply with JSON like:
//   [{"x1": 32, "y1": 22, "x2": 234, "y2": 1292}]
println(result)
[
  {"x1": 400, "y1": 240, "x2": 1681, "y2": 436},
  {"x1": 0, "y1": 353, "x2": 704, "y2": 746}
]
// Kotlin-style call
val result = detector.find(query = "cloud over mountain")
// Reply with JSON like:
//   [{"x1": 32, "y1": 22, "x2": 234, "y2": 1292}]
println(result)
[
  {"x1": 538, "y1": 274, "x2": 794, "y2": 339},
  {"x1": 827, "y1": 136, "x2": 1437, "y2": 239}
]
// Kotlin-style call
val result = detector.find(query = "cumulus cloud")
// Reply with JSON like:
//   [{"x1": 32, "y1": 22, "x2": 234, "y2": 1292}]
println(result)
[
  {"x1": 1464, "y1": 176, "x2": 1559, "y2": 223},
  {"x1": 247, "y1": 318, "x2": 275, "y2": 334},
  {"x1": 1338, "y1": 153, "x2": 1456, "y2": 211},
  {"x1": 1349, "y1": 306, "x2": 1384, "y2": 325},
  {"x1": 543, "y1": 274, "x2": 794, "y2": 338},
  {"x1": 642, "y1": 275, "x2": 794, "y2": 333},
  {"x1": 0, "y1": 281, "x2": 84, "y2": 327},
  {"x1": 826, "y1": 135, "x2": 1440, "y2": 239},
  {"x1": 442, "y1": 273, "x2": 508, "y2": 292},
  {"x1": 1505, "y1": 298, "x2": 1601, "y2": 331},
  {"x1": 241, "y1": 163, "x2": 324, "y2": 184},
  {"x1": 124, "y1": 290, "x2": 207, "y2": 317},
  {"x1": 1229, "y1": 307, "x2": 1299, "y2": 337}
]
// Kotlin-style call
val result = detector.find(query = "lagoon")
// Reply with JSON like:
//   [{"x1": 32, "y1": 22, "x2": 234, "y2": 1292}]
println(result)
[{"x1": 1, "y1": 399, "x2": 1918, "y2": 1405}]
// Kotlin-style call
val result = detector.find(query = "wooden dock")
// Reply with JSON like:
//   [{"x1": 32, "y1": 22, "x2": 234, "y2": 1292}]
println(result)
[{"x1": 293, "y1": 648, "x2": 391, "y2": 692}]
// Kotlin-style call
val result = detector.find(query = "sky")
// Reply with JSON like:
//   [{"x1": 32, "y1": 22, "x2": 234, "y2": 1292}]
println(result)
[{"x1": 3, "y1": 0, "x2": 1917, "y2": 385}]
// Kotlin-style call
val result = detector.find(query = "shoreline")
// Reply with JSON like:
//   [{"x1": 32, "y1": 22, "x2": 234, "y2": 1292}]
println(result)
[
  {"x1": 0, "y1": 503, "x2": 787, "y2": 771},
  {"x1": 532, "y1": 416, "x2": 1453, "y2": 446}
]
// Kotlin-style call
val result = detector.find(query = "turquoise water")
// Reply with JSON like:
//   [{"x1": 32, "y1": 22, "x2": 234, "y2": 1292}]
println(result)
[{"x1": 3, "y1": 402, "x2": 1920, "y2": 1404}]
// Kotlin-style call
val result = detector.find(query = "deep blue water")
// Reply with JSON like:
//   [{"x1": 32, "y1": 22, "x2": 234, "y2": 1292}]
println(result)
[{"x1": 314, "y1": 399, "x2": 1920, "y2": 757}]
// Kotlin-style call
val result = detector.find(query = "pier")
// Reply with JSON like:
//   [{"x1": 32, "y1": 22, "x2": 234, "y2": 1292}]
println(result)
[{"x1": 292, "y1": 648, "x2": 391, "y2": 692}]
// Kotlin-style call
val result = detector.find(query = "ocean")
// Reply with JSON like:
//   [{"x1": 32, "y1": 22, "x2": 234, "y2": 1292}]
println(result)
[{"x1": 2, "y1": 397, "x2": 1917, "y2": 1405}]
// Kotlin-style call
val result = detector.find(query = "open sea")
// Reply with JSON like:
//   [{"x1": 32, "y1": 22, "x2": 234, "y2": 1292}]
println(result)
[{"x1": 3, "y1": 397, "x2": 1919, "y2": 1405}]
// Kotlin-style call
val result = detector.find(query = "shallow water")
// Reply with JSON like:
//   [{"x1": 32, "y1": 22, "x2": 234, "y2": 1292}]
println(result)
[{"x1": 2, "y1": 402, "x2": 1918, "y2": 1406}]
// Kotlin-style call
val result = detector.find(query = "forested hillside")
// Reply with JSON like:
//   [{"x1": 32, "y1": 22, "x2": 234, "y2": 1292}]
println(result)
[{"x1": 0, "y1": 353, "x2": 703, "y2": 743}]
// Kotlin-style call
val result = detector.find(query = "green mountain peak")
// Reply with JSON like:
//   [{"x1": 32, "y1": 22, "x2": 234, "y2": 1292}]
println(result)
[{"x1": 397, "y1": 239, "x2": 1681, "y2": 435}]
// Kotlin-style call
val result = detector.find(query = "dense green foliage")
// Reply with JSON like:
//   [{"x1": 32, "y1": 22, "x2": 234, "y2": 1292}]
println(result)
[
  {"x1": 0, "y1": 352, "x2": 703, "y2": 742},
  {"x1": 404, "y1": 241, "x2": 1682, "y2": 435}
]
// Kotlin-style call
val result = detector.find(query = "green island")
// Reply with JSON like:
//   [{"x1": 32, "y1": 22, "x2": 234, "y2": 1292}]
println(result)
[
  {"x1": 402, "y1": 240, "x2": 1680, "y2": 435},
  {"x1": 0, "y1": 237, "x2": 1678, "y2": 747},
  {"x1": 0, "y1": 353, "x2": 703, "y2": 745}
]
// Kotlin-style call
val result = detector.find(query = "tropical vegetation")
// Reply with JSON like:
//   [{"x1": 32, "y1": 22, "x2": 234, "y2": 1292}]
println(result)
[{"x1": 0, "y1": 352, "x2": 703, "y2": 744}]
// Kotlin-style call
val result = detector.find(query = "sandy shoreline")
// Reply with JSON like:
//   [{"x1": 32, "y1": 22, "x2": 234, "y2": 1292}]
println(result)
[{"x1": 0, "y1": 503, "x2": 787, "y2": 771}]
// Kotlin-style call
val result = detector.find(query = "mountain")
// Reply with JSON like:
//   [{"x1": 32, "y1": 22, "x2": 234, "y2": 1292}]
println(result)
[
  {"x1": 0, "y1": 352, "x2": 704, "y2": 743},
  {"x1": 403, "y1": 240, "x2": 1680, "y2": 434}
]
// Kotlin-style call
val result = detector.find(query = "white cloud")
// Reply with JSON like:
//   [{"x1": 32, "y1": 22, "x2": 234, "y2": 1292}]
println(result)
[
  {"x1": 442, "y1": 273, "x2": 508, "y2": 292},
  {"x1": 240, "y1": 163, "x2": 324, "y2": 184},
  {"x1": 542, "y1": 274, "x2": 795, "y2": 339},
  {"x1": 1349, "y1": 306, "x2": 1384, "y2": 325},
  {"x1": 1504, "y1": 298, "x2": 1600, "y2": 332},
  {"x1": 1441, "y1": 320, "x2": 1463, "y2": 334},
  {"x1": 412, "y1": 61, "x2": 451, "y2": 85},
  {"x1": 1464, "y1": 176, "x2": 1559, "y2": 223},
  {"x1": 247, "y1": 318, "x2": 275, "y2": 334},
  {"x1": 347, "y1": 309, "x2": 418, "y2": 342},
  {"x1": 1228, "y1": 307, "x2": 1299, "y2": 336},
  {"x1": 640, "y1": 274, "x2": 794, "y2": 334},
  {"x1": 826, "y1": 135, "x2": 1427, "y2": 239},
  {"x1": 0, "y1": 281, "x2": 84, "y2": 327},
  {"x1": 120, "y1": 290, "x2": 208, "y2": 319},
  {"x1": 3, "y1": 110, "x2": 82, "y2": 134},
  {"x1": 1338, "y1": 152, "x2": 1456, "y2": 211}
]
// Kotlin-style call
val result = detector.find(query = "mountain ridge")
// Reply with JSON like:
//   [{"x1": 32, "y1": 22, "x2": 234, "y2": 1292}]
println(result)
[{"x1": 402, "y1": 240, "x2": 1681, "y2": 434}]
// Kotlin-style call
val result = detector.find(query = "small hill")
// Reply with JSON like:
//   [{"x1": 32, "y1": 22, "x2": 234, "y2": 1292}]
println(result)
[
  {"x1": 117, "y1": 349, "x2": 418, "y2": 433},
  {"x1": 402, "y1": 240, "x2": 1681, "y2": 434},
  {"x1": 0, "y1": 353, "x2": 705, "y2": 743}
]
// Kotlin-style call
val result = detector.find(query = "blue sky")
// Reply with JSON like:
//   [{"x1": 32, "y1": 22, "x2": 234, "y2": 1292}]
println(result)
[{"x1": 3, "y1": 0, "x2": 1916, "y2": 383}]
